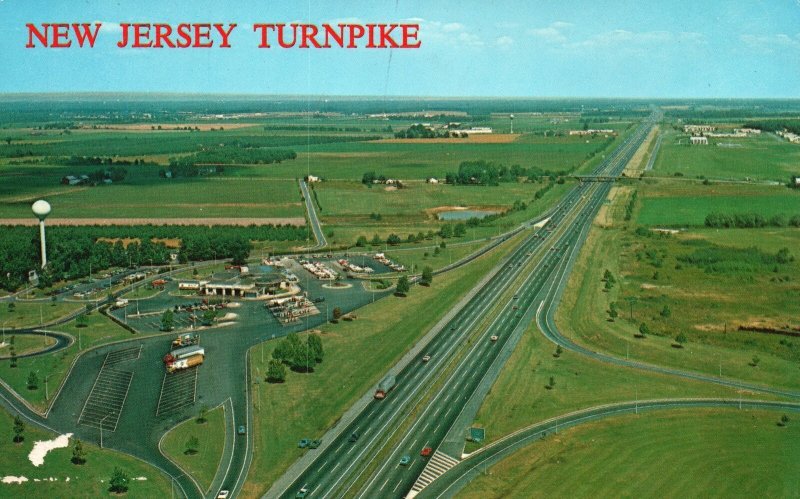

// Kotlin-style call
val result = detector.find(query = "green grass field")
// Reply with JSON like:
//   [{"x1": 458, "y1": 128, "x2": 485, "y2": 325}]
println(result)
[
  {"x1": 0, "y1": 410, "x2": 171, "y2": 497},
  {"x1": 653, "y1": 130, "x2": 800, "y2": 181},
  {"x1": 1, "y1": 301, "x2": 84, "y2": 329},
  {"x1": 1, "y1": 334, "x2": 56, "y2": 356},
  {"x1": 242, "y1": 232, "x2": 524, "y2": 497},
  {"x1": 468, "y1": 320, "x2": 758, "y2": 451},
  {"x1": 460, "y1": 409, "x2": 799, "y2": 499},
  {"x1": 554, "y1": 182, "x2": 800, "y2": 391},
  {"x1": 636, "y1": 181, "x2": 800, "y2": 227},
  {"x1": 161, "y1": 405, "x2": 225, "y2": 493}
]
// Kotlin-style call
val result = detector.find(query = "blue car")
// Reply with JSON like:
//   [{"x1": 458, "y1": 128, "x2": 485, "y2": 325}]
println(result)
[
  {"x1": 399, "y1": 455, "x2": 411, "y2": 466},
  {"x1": 298, "y1": 438, "x2": 310, "y2": 448}
]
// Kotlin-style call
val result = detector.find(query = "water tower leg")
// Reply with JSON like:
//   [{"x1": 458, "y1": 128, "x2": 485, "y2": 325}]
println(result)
[{"x1": 39, "y1": 220, "x2": 47, "y2": 269}]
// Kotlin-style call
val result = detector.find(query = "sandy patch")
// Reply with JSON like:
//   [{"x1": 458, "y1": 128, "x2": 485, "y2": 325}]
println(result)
[
  {"x1": 0, "y1": 218, "x2": 306, "y2": 227},
  {"x1": 384, "y1": 186, "x2": 397, "y2": 192},
  {"x1": 29, "y1": 433, "x2": 73, "y2": 467},
  {"x1": 374, "y1": 134, "x2": 519, "y2": 144},
  {"x1": 2, "y1": 476, "x2": 28, "y2": 484},
  {"x1": 425, "y1": 205, "x2": 506, "y2": 215}
]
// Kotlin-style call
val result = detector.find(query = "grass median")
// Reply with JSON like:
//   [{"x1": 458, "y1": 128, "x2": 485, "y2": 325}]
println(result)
[{"x1": 161, "y1": 405, "x2": 226, "y2": 493}]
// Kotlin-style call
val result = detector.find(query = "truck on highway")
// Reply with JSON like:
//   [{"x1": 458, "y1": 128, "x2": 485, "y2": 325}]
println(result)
[
  {"x1": 374, "y1": 374, "x2": 396, "y2": 399},
  {"x1": 166, "y1": 354, "x2": 204, "y2": 373}
]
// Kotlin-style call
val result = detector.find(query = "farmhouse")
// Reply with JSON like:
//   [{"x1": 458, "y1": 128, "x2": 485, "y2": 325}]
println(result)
[
  {"x1": 61, "y1": 175, "x2": 90, "y2": 186},
  {"x1": 690, "y1": 136, "x2": 708, "y2": 145},
  {"x1": 426, "y1": 177, "x2": 439, "y2": 184},
  {"x1": 306, "y1": 175, "x2": 320, "y2": 183},
  {"x1": 569, "y1": 129, "x2": 615, "y2": 136},
  {"x1": 684, "y1": 125, "x2": 716, "y2": 134},
  {"x1": 792, "y1": 176, "x2": 800, "y2": 188}
]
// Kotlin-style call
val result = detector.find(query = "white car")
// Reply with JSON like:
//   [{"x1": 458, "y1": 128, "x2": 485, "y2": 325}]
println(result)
[
  {"x1": 490, "y1": 335, "x2": 499, "y2": 342},
  {"x1": 422, "y1": 355, "x2": 431, "y2": 362},
  {"x1": 217, "y1": 491, "x2": 230, "y2": 499}
]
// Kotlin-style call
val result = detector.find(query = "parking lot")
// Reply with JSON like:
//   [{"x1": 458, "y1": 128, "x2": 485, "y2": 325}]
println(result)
[
  {"x1": 156, "y1": 367, "x2": 198, "y2": 417},
  {"x1": 77, "y1": 346, "x2": 140, "y2": 431}
]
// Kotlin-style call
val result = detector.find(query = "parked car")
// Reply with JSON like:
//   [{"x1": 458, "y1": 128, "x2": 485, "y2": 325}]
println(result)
[
  {"x1": 399, "y1": 455, "x2": 411, "y2": 466},
  {"x1": 420, "y1": 447, "x2": 433, "y2": 457},
  {"x1": 309, "y1": 440, "x2": 321, "y2": 449},
  {"x1": 349, "y1": 432, "x2": 360, "y2": 442},
  {"x1": 217, "y1": 491, "x2": 229, "y2": 499},
  {"x1": 296, "y1": 486, "x2": 309, "y2": 498},
  {"x1": 237, "y1": 425, "x2": 246, "y2": 435},
  {"x1": 490, "y1": 335, "x2": 499, "y2": 342},
  {"x1": 422, "y1": 355, "x2": 431, "y2": 363}
]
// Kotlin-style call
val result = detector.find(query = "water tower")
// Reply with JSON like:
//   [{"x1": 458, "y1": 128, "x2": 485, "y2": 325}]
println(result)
[
  {"x1": 32, "y1": 200, "x2": 51, "y2": 269},
  {"x1": 510, "y1": 114, "x2": 514, "y2": 134}
]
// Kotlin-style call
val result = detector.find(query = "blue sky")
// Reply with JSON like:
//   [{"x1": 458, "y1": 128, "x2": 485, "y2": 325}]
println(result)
[{"x1": 0, "y1": 0, "x2": 798, "y2": 97}]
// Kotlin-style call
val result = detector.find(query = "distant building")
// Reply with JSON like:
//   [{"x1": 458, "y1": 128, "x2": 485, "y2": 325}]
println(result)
[
  {"x1": 426, "y1": 177, "x2": 439, "y2": 184},
  {"x1": 306, "y1": 175, "x2": 320, "y2": 183},
  {"x1": 61, "y1": 175, "x2": 90, "y2": 186},
  {"x1": 684, "y1": 125, "x2": 716, "y2": 135},
  {"x1": 569, "y1": 129, "x2": 615, "y2": 136},
  {"x1": 690, "y1": 136, "x2": 709, "y2": 145},
  {"x1": 792, "y1": 176, "x2": 800, "y2": 188}
]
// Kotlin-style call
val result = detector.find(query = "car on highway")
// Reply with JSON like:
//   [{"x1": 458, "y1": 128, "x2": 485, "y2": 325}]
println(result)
[
  {"x1": 296, "y1": 486, "x2": 309, "y2": 498},
  {"x1": 490, "y1": 335, "x2": 499, "y2": 342},
  {"x1": 400, "y1": 455, "x2": 411, "y2": 466},
  {"x1": 237, "y1": 425, "x2": 246, "y2": 435},
  {"x1": 349, "y1": 432, "x2": 360, "y2": 442},
  {"x1": 309, "y1": 439, "x2": 321, "y2": 449},
  {"x1": 217, "y1": 490, "x2": 229, "y2": 499},
  {"x1": 422, "y1": 354, "x2": 431, "y2": 362},
  {"x1": 298, "y1": 438, "x2": 310, "y2": 448},
  {"x1": 420, "y1": 447, "x2": 433, "y2": 457},
  {"x1": 313, "y1": 296, "x2": 325, "y2": 303}
]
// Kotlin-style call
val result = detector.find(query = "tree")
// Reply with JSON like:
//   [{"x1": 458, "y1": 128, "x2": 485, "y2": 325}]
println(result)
[
  {"x1": 76, "y1": 314, "x2": 88, "y2": 328},
  {"x1": 8, "y1": 302, "x2": 15, "y2": 313},
  {"x1": 675, "y1": 332, "x2": 688, "y2": 347},
  {"x1": 160, "y1": 309, "x2": 174, "y2": 331},
  {"x1": 604, "y1": 280, "x2": 613, "y2": 291},
  {"x1": 355, "y1": 235, "x2": 368, "y2": 247},
  {"x1": 608, "y1": 305, "x2": 618, "y2": 321},
  {"x1": 332, "y1": 307, "x2": 343, "y2": 321},
  {"x1": 660, "y1": 305, "x2": 672, "y2": 318},
  {"x1": 272, "y1": 339, "x2": 294, "y2": 363},
  {"x1": 750, "y1": 355, "x2": 760, "y2": 367},
  {"x1": 27, "y1": 371, "x2": 39, "y2": 390},
  {"x1": 395, "y1": 276, "x2": 410, "y2": 296},
  {"x1": 603, "y1": 269, "x2": 612, "y2": 281},
  {"x1": 266, "y1": 359, "x2": 286, "y2": 383},
  {"x1": 778, "y1": 414, "x2": 790, "y2": 427},
  {"x1": 196, "y1": 405, "x2": 209, "y2": 424},
  {"x1": 553, "y1": 345, "x2": 563, "y2": 358},
  {"x1": 10, "y1": 345, "x2": 17, "y2": 368},
  {"x1": 421, "y1": 266, "x2": 433, "y2": 286},
  {"x1": 637, "y1": 322, "x2": 649, "y2": 338},
  {"x1": 12, "y1": 415, "x2": 24, "y2": 443},
  {"x1": 546, "y1": 376, "x2": 556, "y2": 389},
  {"x1": 307, "y1": 334, "x2": 324, "y2": 363},
  {"x1": 201, "y1": 309, "x2": 217, "y2": 326},
  {"x1": 185, "y1": 436, "x2": 199, "y2": 455},
  {"x1": 71, "y1": 439, "x2": 87, "y2": 465},
  {"x1": 370, "y1": 234, "x2": 382, "y2": 246},
  {"x1": 109, "y1": 467, "x2": 130, "y2": 494},
  {"x1": 386, "y1": 234, "x2": 402, "y2": 246}
]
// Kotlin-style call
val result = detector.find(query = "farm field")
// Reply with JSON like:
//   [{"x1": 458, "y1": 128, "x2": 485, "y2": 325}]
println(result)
[
  {"x1": 161, "y1": 405, "x2": 226, "y2": 493},
  {"x1": 242, "y1": 231, "x2": 524, "y2": 497},
  {"x1": 555, "y1": 181, "x2": 800, "y2": 392},
  {"x1": 0, "y1": 410, "x2": 171, "y2": 497},
  {"x1": 459, "y1": 409, "x2": 799, "y2": 499},
  {"x1": 636, "y1": 180, "x2": 800, "y2": 227},
  {"x1": 652, "y1": 129, "x2": 800, "y2": 181}
]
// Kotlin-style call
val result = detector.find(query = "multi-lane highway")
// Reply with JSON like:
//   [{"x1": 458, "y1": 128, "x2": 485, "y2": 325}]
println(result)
[
  {"x1": 276, "y1": 112, "x2": 661, "y2": 499},
  {"x1": 300, "y1": 179, "x2": 327, "y2": 249}
]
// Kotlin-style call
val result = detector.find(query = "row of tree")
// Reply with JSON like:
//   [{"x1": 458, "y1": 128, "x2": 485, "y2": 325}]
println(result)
[
  {"x1": 705, "y1": 212, "x2": 800, "y2": 229},
  {"x1": 169, "y1": 147, "x2": 297, "y2": 167}
]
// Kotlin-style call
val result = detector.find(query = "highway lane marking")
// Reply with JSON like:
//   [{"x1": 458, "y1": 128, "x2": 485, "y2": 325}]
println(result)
[
  {"x1": 393, "y1": 480, "x2": 403, "y2": 492},
  {"x1": 380, "y1": 478, "x2": 390, "y2": 491}
]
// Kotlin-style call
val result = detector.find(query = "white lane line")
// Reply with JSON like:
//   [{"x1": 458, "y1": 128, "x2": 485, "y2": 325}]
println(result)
[{"x1": 380, "y1": 478, "x2": 389, "y2": 491}]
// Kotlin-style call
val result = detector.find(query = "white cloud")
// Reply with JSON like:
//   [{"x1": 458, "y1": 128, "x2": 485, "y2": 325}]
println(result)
[
  {"x1": 528, "y1": 21, "x2": 573, "y2": 44},
  {"x1": 740, "y1": 33, "x2": 800, "y2": 53},
  {"x1": 94, "y1": 21, "x2": 122, "y2": 33},
  {"x1": 408, "y1": 18, "x2": 484, "y2": 48},
  {"x1": 495, "y1": 35, "x2": 514, "y2": 48}
]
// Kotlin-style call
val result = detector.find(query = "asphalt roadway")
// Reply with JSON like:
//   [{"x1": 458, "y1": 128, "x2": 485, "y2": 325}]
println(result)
[
  {"x1": 275, "y1": 113, "x2": 661, "y2": 499},
  {"x1": 300, "y1": 179, "x2": 327, "y2": 249}
]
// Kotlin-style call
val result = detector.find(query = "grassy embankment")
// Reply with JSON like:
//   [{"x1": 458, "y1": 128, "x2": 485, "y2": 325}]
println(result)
[
  {"x1": 0, "y1": 410, "x2": 171, "y2": 497},
  {"x1": 242, "y1": 230, "x2": 525, "y2": 497},
  {"x1": 161, "y1": 406, "x2": 226, "y2": 493},
  {"x1": 460, "y1": 409, "x2": 799, "y2": 499}
]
